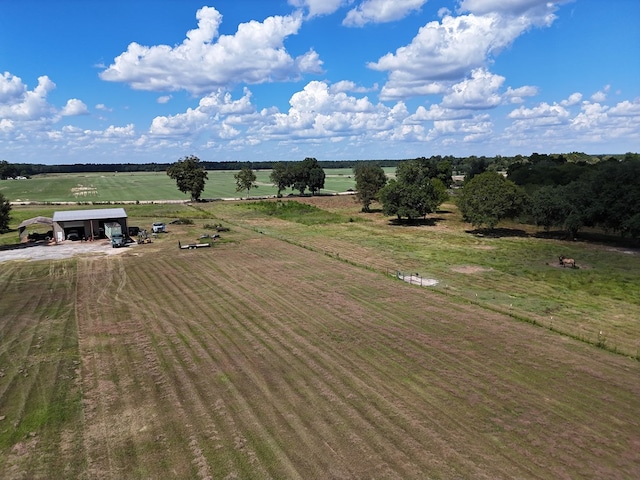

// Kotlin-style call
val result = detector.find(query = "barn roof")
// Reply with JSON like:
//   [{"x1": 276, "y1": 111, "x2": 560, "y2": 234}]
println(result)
[
  {"x1": 52, "y1": 208, "x2": 127, "y2": 222},
  {"x1": 18, "y1": 216, "x2": 53, "y2": 229},
  {"x1": 17, "y1": 216, "x2": 53, "y2": 239}
]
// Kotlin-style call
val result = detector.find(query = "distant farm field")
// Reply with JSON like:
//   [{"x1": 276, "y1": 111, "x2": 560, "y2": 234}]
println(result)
[
  {"x1": 1, "y1": 195, "x2": 640, "y2": 478},
  {"x1": 0, "y1": 169, "x2": 359, "y2": 203}
]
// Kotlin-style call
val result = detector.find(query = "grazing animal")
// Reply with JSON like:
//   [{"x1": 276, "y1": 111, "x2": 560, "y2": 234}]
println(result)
[{"x1": 558, "y1": 255, "x2": 576, "y2": 268}]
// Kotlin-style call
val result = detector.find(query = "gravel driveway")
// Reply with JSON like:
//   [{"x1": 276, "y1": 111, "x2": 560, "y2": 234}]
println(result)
[{"x1": 0, "y1": 240, "x2": 134, "y2": 263}]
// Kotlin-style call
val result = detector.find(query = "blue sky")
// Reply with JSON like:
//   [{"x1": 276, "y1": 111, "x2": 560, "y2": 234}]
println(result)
[{"x1": 1, "y1": 0, "x2": 638, "y2": 165}]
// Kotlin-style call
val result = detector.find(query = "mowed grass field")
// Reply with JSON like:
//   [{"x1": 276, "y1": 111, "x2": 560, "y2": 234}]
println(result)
[
  {"x1": 0, "y1": 169, "x2": 358, "y2": 203},
  {"x1": 1, "y1": 195, "x2": 640, "y2": 478}
]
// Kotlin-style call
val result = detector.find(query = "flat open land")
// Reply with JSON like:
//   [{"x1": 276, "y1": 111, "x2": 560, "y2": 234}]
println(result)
[
  {"x1": 1, "y1": 196, "x2": 640, "y2": 479},
  {"x1": 0, "y1": 169, "x2": 359, "y2": 203}
]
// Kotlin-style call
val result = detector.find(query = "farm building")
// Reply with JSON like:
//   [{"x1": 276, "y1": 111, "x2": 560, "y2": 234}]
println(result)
[
  {"x1": 17, "y1": 216, "x2": 53, "y2": 241},
  {"x1": 52, "y1": 208, "x2": 128, "y2": 242}
]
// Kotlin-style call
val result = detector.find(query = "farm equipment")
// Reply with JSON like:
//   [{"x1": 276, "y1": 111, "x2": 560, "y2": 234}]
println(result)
[
  {"x1": 137, "y1": 229, "x2": 152, "y2": 244},
  {"x1": 199, "y1": 233, "x2": 220, "y2": 240},
  {"x1": 179, "y1": 240, "x2": 211, "y2": 250},
  {"x1": 213, "y1": 223, "x2": 230, "y2": 232}
]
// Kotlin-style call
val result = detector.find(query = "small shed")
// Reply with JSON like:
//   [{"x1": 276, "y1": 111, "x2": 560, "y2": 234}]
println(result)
[
  {"x1": 52, "y1": 208, "x2": 128, "y2": 242},
  {"x1": 17, "y1": 216, "x2": 53, "y2": 240}
]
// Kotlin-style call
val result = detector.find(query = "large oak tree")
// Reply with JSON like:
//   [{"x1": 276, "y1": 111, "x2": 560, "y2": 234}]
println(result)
[
  {"x1": 458, "y1": 171, "x2": 524, "y2": 230},
  {"x1": 378, "y1": 159, "x2": 446, "y2": 221},
  {"x1": 167, "y1": 155, "x2": 208, "y2": 201},
  {"x1": 353, "y1": 162, "x2": 387, "y2": 212}
]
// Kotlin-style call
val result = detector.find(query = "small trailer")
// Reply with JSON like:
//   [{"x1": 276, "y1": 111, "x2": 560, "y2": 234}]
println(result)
[{"x1": 178, "y1": 240, "x2": 211, "y2": 250}]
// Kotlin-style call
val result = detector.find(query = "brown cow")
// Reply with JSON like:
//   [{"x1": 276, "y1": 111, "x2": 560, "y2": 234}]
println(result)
[{"x1": 559, "y1": 255, "x2": 576, "y2": 268}]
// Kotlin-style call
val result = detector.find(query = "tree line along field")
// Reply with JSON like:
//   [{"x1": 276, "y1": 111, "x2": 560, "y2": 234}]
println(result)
[
  {"x1": 1, "y1": 196, "x2": 640, "y2": 478},
  {"x1": 0, "y1": 169, "x2": 362, "y2": 203}
]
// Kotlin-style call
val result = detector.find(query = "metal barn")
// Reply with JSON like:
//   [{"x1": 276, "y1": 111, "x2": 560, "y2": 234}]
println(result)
[{"x1": 52, "y1": 208, "x2": 128, "y2": 242}]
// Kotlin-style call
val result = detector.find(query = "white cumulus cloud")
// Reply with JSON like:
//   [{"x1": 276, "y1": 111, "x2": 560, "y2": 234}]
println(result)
[
  {"x1": 370, "y1": 1, "x2": 566, "y2": 101},
  {"x1": 560, "y1": 92, "x2": 582, "y2": 106},
  {"x1": 459, "y1": 0, "x2": 565, "y2": 25},
  {"x1": 369, "y1": 12, "x2": 533, "y2": 100},
  {"x1": 288, "y1": 0, "x2": 348, "y2": 18},
  {"x1": 0, "y1": 73, "x2": 57, "y2": 121},
  {"x1": 504, "y1": 85, "x2": 538, "y2": 103},
  {"x1": 508, "y1": 102, "x2": 570, "y2": 120},
  {"x1": 441, "y1": 68, "x2": 505, "y2": 109},
  {"x1": 257, "y1": 81, "x2": 407, "y2": 141},
  {"x1": 608, "y1": 99, "x2": 640, "y2": 117},
  {"x1": 149, "y1": 89, "x2": 256, "y2": 138},
  {"x1": 100, "y1": 7, "x2": 322, "y2": 95},
  {"x1": 590, "y1": 85, "x2": 611, "y2": 103},
  {"x1": 61, "y1": 99, "x2": 89, "y2": 116},
  {"x1": 329, "y1": 80, "x2": 377, "y2": 94},
  {"x1": 343, "y1": 0, "x2": 428, "y2": 27}
]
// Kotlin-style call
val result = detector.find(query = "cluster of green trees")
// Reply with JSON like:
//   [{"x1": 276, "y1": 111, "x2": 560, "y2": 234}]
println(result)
[
  {"x1": 351, "y1": 158, "x2": 519, "y2": 227},
  {"x1": 164, "y1": 156, "x2": 327, "y2": 201},
  {"x1": 0, "y1": 160, "x2": 21, "y2": 180},
  {"x1": 353, "y1": 157, "x2": 451, "y2": 220},
  {"x1": 457, "y1": 154, "x2": 640, "y2": 238},
  {"x1": 351, "y1": 153, "x2": 640, "y2": 240},
  {"x1": 3, "y1": 152, "x2": 640, "y2": 241},
  {"x1": 269, "y1": 158, "x2": 326, "y2": 196},
  {"x1": 524, "y1": 157, "x2": 640, "y2": 238}
]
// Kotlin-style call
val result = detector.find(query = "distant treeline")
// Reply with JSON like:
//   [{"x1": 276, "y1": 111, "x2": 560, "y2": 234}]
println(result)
[{"x1": 0, "y1": 152, "x2": 632, "y2": 178}]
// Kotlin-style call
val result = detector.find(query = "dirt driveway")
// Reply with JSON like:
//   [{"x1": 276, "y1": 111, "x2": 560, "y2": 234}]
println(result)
[{"x1": 0, "y1": 239, "x2": 134, "y2": 263}]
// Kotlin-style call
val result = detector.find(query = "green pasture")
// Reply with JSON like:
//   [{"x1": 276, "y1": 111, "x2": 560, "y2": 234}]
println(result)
[
  {"x1": 201, "y1": 199, "x2": 640, "y2": 358},
  {"x1": 1, "y1": 192, "x2": 640, "y2": 477},
  {"x1": 0, "y1": 169, "x2": 359, "y2": 203},
  {"x1": 2, "y1": 184, "x2": 639, "y2": 358}
]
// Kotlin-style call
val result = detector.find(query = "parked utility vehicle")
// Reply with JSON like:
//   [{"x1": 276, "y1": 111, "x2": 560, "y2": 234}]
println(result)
[
  {"x1": 152, "y1": 222, "x2": 166, "y2": 233},
  {"x1": 111, "y1": 233, "x2": 125, "y2": 248}
]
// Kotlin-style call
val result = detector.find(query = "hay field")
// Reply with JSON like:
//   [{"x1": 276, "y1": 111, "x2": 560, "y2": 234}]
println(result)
[{"x1": 1, "y1": 197, "x2": 639, "y2": 479}]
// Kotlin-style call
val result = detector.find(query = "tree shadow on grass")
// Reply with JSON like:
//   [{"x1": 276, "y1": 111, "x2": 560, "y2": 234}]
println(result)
[
  {"x1": 534, "y1": 229, "x2": 640, "y2": 249},
  {"x1": 465, "y1": 227, "x2": 529, "y2": 238},
  {"x1": 361, "y1": 207, "x2": 383, "y2": 214},
  {"x1": 533, "y1": 230, "x2": 573, "y2": 241}
]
